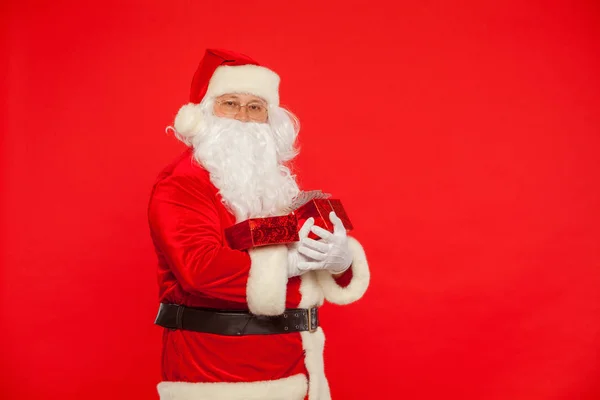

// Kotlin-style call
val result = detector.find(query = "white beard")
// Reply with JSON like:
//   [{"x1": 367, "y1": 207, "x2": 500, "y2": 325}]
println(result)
[{"x1": 191, "y1": 114, "x2": 300, "y2": 222}]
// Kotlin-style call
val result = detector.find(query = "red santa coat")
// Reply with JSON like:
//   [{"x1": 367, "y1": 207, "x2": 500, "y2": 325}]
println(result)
[{"x1": 148, "y1": 148, "x2": 370, "y2": 400}]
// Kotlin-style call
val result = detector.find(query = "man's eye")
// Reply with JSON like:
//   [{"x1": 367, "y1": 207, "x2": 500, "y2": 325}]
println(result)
[
  {"x1": 224, "y1": 101, "x2": 236, "y2": 107},
  {"x1": 249, "y1": 104, "x2": 263, "y2": 111}
]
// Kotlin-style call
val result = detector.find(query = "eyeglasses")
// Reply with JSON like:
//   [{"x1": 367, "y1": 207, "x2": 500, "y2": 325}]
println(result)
[{"x1": 215, "y1": 99, "x2": 268, "y2": 121}]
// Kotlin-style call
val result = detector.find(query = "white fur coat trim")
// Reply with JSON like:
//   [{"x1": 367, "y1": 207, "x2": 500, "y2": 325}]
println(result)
[
  {"x1": 301, "y1": 328, "x2": 331, "y2": 400},
  {"x1": 298, "y1": 274, "x2": 330, "y2": 399},
  {"x1": 246, "y1": 244, "x2": 289, "y2": 316},
  {"x1": 316, "y1": 236, "x2": 370, "y2": 305},
  {"x1": 157, "y1": 373, "x2": 307, "y2": 400}
]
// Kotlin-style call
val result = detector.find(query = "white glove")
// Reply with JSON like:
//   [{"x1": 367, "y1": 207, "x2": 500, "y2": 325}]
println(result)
[
  {"x1": 287, "y1": 217, "x2": 318, "y2": 278},
  {"x1": 297, "y1": 211, "x2": 353, "y2": 275}
]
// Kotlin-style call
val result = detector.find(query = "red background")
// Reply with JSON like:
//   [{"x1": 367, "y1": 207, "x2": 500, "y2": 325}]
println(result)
[{"x1": 2, "y1": 1, "x2": 600, "y2": 399}]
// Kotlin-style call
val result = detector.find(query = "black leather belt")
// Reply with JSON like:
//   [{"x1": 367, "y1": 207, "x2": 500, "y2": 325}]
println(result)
[{"x1": 154, "y1": 303, "x2": 319, "y2": 336}]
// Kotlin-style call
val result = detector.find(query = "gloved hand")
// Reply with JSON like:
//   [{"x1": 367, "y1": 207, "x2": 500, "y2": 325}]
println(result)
[
  {"x1": 287, "y1": 217, "x2": 318, "y2": 278},
  {"x1": 296, "y1": 211, "x2": 353, "y2": 275}
]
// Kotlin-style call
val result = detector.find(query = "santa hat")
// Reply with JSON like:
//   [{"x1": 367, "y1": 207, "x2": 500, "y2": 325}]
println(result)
[{"x1": 173, "y1": 49, "x2": 280, "y2": 139}]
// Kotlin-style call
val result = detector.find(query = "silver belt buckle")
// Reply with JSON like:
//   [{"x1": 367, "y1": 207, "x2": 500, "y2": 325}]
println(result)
[{"x1": 307, "y1": 306, "x2": 318, "y2": 333}]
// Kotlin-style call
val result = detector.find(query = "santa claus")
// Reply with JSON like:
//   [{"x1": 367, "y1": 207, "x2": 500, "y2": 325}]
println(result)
[{"x1": 148, "y1": 49, "x2": 370, "y2": 400}]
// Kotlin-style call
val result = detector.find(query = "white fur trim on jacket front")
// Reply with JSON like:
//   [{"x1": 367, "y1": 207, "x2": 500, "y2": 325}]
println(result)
[
  {"x1": 298, "y1": 274, "x2": 330, "y2": 399},
  {"x1": 246, "y1": 244, "x2": 288, "y2": 315},
  {"x1": 301, "y1": 328, "x2": 330, "y2": 400},
  {"x1": 157, "y1": 373, "x2": 307, "y2": 400},
  {"x1": 315, "y1": 236, "x2": 370, "y2": 305},
  {"x1": 206, "y1": 64, "x2": 280, "y2": 106}
]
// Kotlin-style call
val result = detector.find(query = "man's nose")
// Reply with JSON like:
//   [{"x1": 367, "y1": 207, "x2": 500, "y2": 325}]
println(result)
[{"x1": 235, "y1": 106, "x2": 250, "y2": 122}]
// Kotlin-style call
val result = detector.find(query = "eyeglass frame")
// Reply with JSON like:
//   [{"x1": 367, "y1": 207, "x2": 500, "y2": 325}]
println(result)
[{"x1": 214, "y1": 98, "x2": 269, "y2": 122}]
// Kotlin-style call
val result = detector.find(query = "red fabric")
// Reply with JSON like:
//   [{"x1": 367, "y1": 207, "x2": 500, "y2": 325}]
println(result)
[
  {"x1": 147, "y1": 148, "x2": 307, "y2": 383},
  {"x1": 333, "y1": 267, "x2": 353, "y2": 288},
  {"x1": 189, "y1": 48, "x2": 260, "y2": 104}
]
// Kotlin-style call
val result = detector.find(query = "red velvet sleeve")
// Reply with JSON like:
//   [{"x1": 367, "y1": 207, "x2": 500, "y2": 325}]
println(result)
[
  {"x1": 148, "y1": 172, "x2": 251, "y2": 304},
  {"x1": 333, "y1": 267, "x2": 353, "y2": 288}
]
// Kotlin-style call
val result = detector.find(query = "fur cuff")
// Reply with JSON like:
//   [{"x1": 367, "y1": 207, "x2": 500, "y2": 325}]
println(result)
[
  {"x1": 316, "y1": 236, "x2": 370, "y2": 305},
  {"x1": 157, "y1": 373, "x2": 307, "y2": 400},
  {"x1": 246, "y1": 244, "x2": 288, "y2": 315}
]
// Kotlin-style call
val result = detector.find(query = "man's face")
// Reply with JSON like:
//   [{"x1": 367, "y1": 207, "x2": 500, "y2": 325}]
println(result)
[{"x1": 213, "y1": 93, "x2": 269, "y2": 123}]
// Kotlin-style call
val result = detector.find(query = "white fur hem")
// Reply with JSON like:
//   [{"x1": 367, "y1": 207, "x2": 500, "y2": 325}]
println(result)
[
  {"x1": 316, "y1": 236, "x2": 370, "y2": 305},
  {"x1": 157, "y1": 373, "x2": 307, "y2": 400},
  {"x1": 206, "y1": 64, "x2": 280, "y2": 106},
  {"x1": 246, "y1": 244, "x2": 288, "y2": 315}
]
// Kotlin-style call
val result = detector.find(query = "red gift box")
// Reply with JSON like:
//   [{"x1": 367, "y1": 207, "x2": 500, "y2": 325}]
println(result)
[
  {"x1": 224, "y1": 214, "x2": 299, "y2": 250},
  {"x1": 293, "y1": 199, "x2": 353, "y2": 240},
  {"x1": 224, "y1": 191, "x2": 353, "y2": 250}
]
